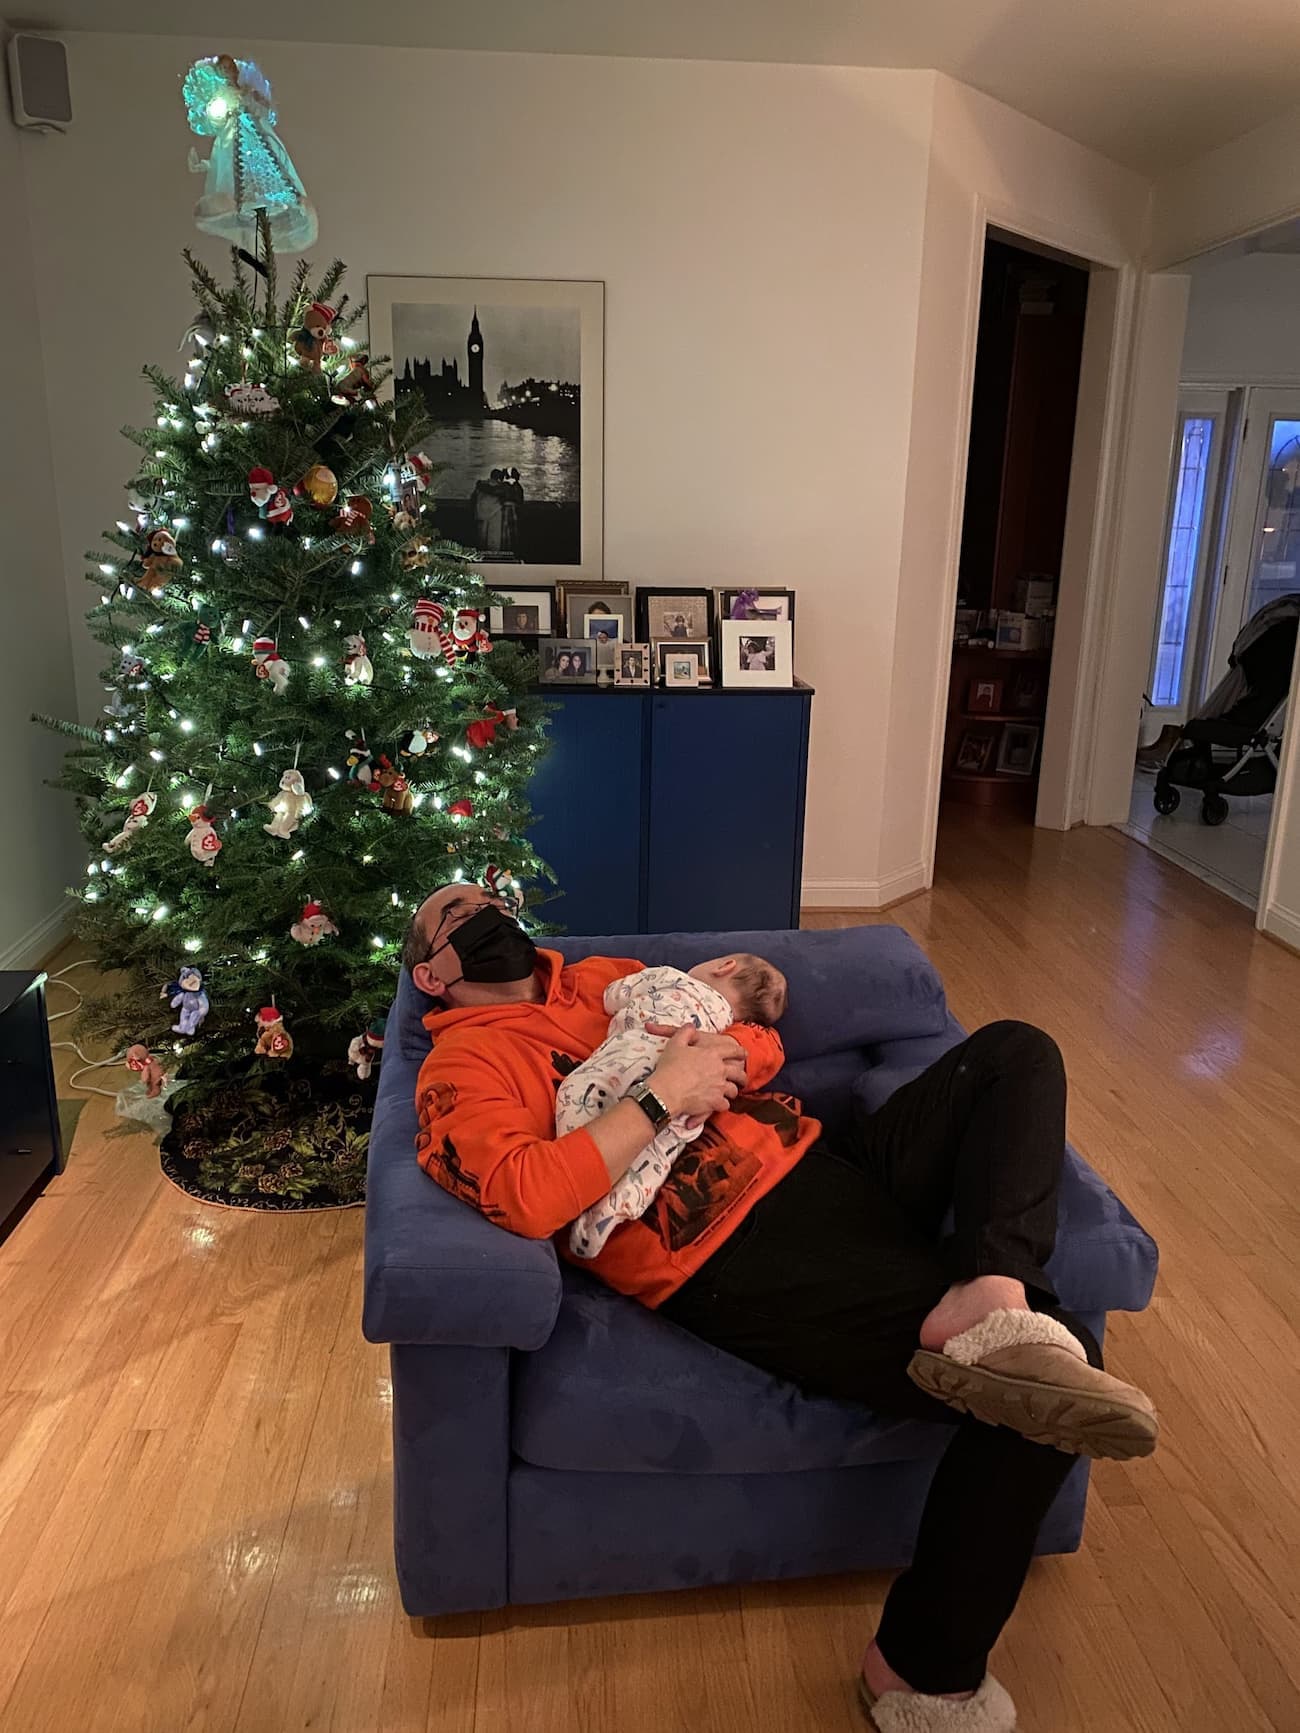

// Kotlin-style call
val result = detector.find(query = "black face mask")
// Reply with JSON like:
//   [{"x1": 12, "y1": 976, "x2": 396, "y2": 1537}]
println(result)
[{"x1": 438, "y1": 903, "x2": 538, "y2": 986}]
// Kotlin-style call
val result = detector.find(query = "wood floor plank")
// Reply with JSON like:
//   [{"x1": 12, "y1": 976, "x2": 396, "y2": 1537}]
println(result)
[{"x1": 2, "y1": 813, "x2": 1298, "y2": 1730}]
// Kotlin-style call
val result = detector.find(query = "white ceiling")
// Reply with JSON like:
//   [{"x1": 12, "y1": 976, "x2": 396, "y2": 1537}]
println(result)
[{"x1": 39, "y1": 0, "x2": 1300, "y2": 173}]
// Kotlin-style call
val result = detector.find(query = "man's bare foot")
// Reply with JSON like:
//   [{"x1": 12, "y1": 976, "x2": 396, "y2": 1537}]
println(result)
[
  {"x1": 919, "y1": 1276, "x2": 1029, "y2": 1352},
  {"x1": 862, "y1": 1640, "x2": 974, "y2": 1703}
]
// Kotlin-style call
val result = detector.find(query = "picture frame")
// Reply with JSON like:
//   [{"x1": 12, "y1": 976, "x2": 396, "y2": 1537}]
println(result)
[
  {"x1": 967, "y1": 676, "x2": 1004, "y2": 714},
  {"x1": 583, "y1": 612, "x2": 623, "y2": 650},
  {"x1": 367, "y1": 275, "x2": 605, "y2": 586},
  {"x1": 954, "y1": 729, "x2": 997, "y2": 775},
  {"x1": 719, "y1": 620, "x2": 794, "y2": 689},
  {"x1": 487, "y1": 585, "x2": 558, "y2": 638},
  {"x1": 539, "y1": 638, "x2": 599, "y2": 684},
  {"x1": 638, "y1": 587, "x2": 716, "y2": 644},
  {"x1": 663, "y1": 651, "x2": 705, "y2": 689},
  {"x1": 654, "y1": 639, "x2": 712, "y2": 687},
  {"x1": 614, "y1": 643, "x2": 651, "y2": 687},
  {"x1": 565, "y1": 588, "x2": 633, "y2": 639},
  {"x1": 719, "y1": 588, "x2": 796, "y2": 629},
  {"x1": 1010, "y1": 667, "x2": 1046, "y2": 714},
  {"x1": 996, "y1": 723, "x2": 1041, "y2": 777}
]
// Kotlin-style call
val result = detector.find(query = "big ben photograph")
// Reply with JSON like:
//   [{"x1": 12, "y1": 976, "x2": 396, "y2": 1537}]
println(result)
[{"x1": 369, "y1": 275, "x2": 605, "y2": 583}]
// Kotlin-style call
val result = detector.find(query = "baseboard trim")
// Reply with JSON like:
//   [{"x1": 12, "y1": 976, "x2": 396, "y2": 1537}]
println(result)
[
  {"x1": 801, "y1": 864, "x2": 929, "y2": 911},
  {"x1": 1261, "y1": 902, "x2": 1300, "y2": 957},
  {"x1": 0, "y1": 901, "x2": 72, "y2": 971}
]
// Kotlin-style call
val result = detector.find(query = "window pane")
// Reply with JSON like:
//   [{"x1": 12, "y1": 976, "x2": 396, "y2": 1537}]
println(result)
[
  {"x1": 1246, "y1": 418, "x2": 1300, "y2": 620},
  {"x1": 1152, "y1": 415, "x2": 1214, "y2": 708}
]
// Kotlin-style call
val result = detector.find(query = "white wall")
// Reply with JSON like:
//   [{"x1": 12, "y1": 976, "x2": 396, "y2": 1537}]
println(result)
[
  {"x1": 0, "y1": 118, "x2": 81, "y2": 965},
  {"x1": 879, "y1": 75, "x2": 1152, "y2": 891},
  {"x1": 19, "y1": 32, "x2": 937, "y2": 903},
  {"x1": 1182, "y1": 250, "x2": 1300, "y2": 382}
]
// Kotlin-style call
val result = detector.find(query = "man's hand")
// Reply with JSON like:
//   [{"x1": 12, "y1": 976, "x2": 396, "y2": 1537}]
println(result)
[{"x1": 649, "y1": 1026, "x2": 748, "y2": 1121}]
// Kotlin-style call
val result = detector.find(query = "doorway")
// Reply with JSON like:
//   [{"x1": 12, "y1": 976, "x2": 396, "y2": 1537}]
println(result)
[{"x1": 939, "y1": 237, "x2": 1090, "y2": 823}]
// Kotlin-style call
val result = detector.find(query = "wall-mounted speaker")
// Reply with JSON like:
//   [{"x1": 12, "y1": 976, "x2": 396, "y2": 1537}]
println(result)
[{"x1": 6, "y1": 32, "x2": 72, "y2": 132}]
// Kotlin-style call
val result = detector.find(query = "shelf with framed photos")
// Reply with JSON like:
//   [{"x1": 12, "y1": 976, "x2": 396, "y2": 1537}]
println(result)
[{"x1": 525, "y1": 680, "x2": 814, "y2": 932}]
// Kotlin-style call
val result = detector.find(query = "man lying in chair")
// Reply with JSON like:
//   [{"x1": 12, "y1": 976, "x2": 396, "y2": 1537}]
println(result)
[{"x1": 403, "y1": 882, "x2": 1157, "y2": 1733}]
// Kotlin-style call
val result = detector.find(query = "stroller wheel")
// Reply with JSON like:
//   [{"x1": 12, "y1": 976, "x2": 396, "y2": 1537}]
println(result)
[
  {"x1": 1201, "y1": 793, "x2": 1230, "y2": 827},
  {"x1": 1153, "y1": 784, "x2": 1180, "y2": 816}
]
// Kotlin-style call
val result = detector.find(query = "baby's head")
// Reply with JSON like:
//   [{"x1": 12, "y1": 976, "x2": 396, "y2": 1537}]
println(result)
[{"x1": 688, "y1": 954, "x2": 788, "y2": 1026}]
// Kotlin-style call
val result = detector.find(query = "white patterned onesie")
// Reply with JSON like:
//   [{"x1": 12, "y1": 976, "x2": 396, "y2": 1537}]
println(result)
[{"x1": 561, "y1": 966, "x2": 734, "y2": 1259}]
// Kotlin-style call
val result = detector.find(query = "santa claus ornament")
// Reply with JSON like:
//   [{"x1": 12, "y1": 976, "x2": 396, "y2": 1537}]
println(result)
[
  {"x1": 408, "y1": 598, "x2": 456, "y2": 666},
  {"x1": 251, "y1": 636, "x2": 290, "y2": 694},
  {"x1": 264, "y1": 769, "x2": 312, "y2": 839},
  {"x1": 140, "y1": 527, "x2": 183, "y2": 590},
  {"x1": 105, "y1": 789, "x2": 158, "y2": 854},
  {"x1": 253, "y1": 1005, "x2": 294, "y2": 1060},
  {"x1": 247, "y1": 466, "x2": 294, "y2": 527},
  {"x1": 342, "y1": 633, "x2": 373, "y2": 686},
  {"x1": 452, "y1": 608, "x2": 492, "y2": 658},
  {"x1": 186, "y1": 804, "x2": 222, "y2": 865},
  {"x1": 448, "y1": 798, "x2": 474, "y2": 821},
  {"x1": 465, "y1": 703, "x2": 507, "y2": 750},
  {"x1": 290, "y1": 900, "x2": 338, "y2": 946},
  {"x1": 293, "y1": 301, "x2": 337, "y2": 370}
]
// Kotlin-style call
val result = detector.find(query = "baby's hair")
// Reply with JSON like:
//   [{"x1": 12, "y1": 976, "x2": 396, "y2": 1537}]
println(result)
[{"x1": 729, "y1": 954, "x2": 788, "y2": 1025}]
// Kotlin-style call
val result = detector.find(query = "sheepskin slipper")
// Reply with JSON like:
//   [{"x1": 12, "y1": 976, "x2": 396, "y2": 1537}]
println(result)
[
  {"x1": 859, "y1": 1672, "x2": 1017, "y2": 1730},
  {"x1": 907, "y1": 1308, "x2": 1158, "y2": 1460}
]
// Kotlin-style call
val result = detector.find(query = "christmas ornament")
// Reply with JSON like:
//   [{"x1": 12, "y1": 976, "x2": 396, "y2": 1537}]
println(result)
[
  {"x1": 253, "y1": 1005, "x2": 294, "y2": 1059},
  {"x1": 344, "y1": 729, "x2": 374, "y2": 788},
  {"x1": 485, "y1": 864, "x2": 525, "y2": 917},
  {"x1": 251, "y1": 636, "x2": 290, "y2": 694},
  {"x1": 330, "y1": 353, "x2": 373, "y2": 405},
  {"x1": 178, "y1": 311, "x2": 217, "y2": 355},
  {"x1": 342, "y1": 633, "x2": 374, "y2": 686},
  {"x1": 263, "y1": 769, "x2": 312, "y2": 839},
  {"x1": 408, "y1": 598, "x2": 456, "y2": 666},
  {"x1": 290, "y1": 900, "x2": 338, "y2": 946},
  {"x1": 167, "y1": 965, "x2": 210, "y2": 1036},
  {"x1": 399, "y1": 532, "x2": 431, "y2": 572},
  {"x1": 376, "y1": 758, "x2": 414, "y2": 816},
  {"x1": 140, "y1": 528, "x2": 183, "y2": 589},
  {"x1": 103, "y1": 649, "x2": 145, "y2": 719},
  {"x1": 247, "y1": 466, "x2": 294, "y2": 526},
  {"x1": 186, "y1": 803, "x2": 223, "y2": 865},
  {"x1": 452, "y1": 608, "x2": 492, "y2": 658},
  {"x1": 293, "y1": 301, "x2": 338, "y2": 370},
  {"x1": 448, "y1": 798, "x2": 474, "y2": 820},
  {"x1": 331, "y1": 495, "x2": 374, "y2": 540},
  {"x1": 346, "y1": 1016, "x2": 387, "y2": 1080},
  {"x1": 398, "y1": 723, "x2": 439, "y2": 758},
  {"x1": 224, "y1": 381, "x2": 280, "y2": 417},
  {"x1": 404, "y1": 451, "x2": 434, "y2": 494},
  {"x1": 465, "y1": 703, "x2": 506, "y2": 751},
  {"x1": 177, "y1": 602, "x2": 220, "y2": 664},
  {"x1": 295, "y1": 463, "x2": 338, "y2": 508},
  {"x1": 182, "y1": 55, "x2": 317, "y2": 253},
  {"x1": 104, "y1": 790, "x2": 158, "y2": 854},
  {"x1": 125, "y1": 1042, "x2": 167, "y2": 1099}
]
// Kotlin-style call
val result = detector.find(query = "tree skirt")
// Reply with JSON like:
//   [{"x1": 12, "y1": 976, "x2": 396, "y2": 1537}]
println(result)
[{"x1": 159, "y1": 1062, "x2": 373, "y2": 1210}]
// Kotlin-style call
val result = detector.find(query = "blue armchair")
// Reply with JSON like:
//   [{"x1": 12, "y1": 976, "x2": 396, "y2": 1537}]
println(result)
[{"x1": 362, "y1": 924, "x2": 1158, "y2": 1616}]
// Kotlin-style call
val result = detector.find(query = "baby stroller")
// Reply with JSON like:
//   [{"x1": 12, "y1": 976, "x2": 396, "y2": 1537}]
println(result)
[{"x1": 1153, "y1": 594, "x2": 1298, "y2": 825}]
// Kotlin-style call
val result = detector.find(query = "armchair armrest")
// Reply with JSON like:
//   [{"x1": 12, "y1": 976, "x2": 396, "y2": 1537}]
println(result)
[{"x1": 362, "y1": 1075, "x2": 563, "y2": 1350}]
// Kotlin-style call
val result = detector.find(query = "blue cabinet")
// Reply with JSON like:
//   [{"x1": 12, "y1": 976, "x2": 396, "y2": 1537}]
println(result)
[{"x1": 527, "y1": 685, "x2": 812, "y2": 934}]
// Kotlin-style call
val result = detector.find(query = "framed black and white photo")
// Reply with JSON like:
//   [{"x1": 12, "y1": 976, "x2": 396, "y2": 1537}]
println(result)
[
  {"x1": 565, "y1": 589, "x2": 633, "y2": 639},
  {"x1": 654, "y1": 639, "x2": 711, "y2": 686},
  {"x1": 615, "y1": 643, "x2": 651, "y2": 687},
  {"x1": 720, "y1": 620, "x2": 793, "y2": 688},
  {"x1": 487, "y1": 586, "x2": 557, "y2": 638},
  {"x1": 638, "y1": 588, "x2": 715, "y2": 644},
  {"x1": 996, "y1": 722, "x2": 1041, "y2": 776},
  {"x1": 540, "y1": 639, "x2": 598, "y2": 684},
  {"x1": 368, "y1": 276, "x2": 605, "y2": 586}
]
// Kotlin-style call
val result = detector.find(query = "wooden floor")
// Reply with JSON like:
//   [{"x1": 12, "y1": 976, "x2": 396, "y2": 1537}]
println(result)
[{"x1": 3, "y1": 812, "x2": 1299, "y2": 1732}]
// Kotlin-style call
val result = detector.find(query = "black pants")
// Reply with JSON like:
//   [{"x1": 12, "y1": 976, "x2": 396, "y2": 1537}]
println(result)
[{"x1": 660, "y1": 1021, "x2": 1100, "y2": 1695}]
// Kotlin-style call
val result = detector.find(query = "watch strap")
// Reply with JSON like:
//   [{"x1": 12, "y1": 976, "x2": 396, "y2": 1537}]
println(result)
[{"x1": 628, "y1": 1081, "x2": 672, "y2": 1133}]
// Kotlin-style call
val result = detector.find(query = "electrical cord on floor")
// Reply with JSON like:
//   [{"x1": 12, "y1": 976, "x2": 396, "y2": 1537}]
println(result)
[{"x1": 45, "y1": 961, "x2": 127, "y2": 1097}]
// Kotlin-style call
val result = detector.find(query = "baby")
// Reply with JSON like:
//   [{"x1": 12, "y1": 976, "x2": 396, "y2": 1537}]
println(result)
[{"x1": 561, "y1": 954, "x2": 788, "y2": 1259}]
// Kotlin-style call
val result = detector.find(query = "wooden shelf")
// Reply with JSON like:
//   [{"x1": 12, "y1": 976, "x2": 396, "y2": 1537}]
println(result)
[
  {"x1": 952, "y1": 645, "x2": 1052, "y2": 660},
  {"x1": 948, "y1": 770, "x2": 1034, "y2": 785},
  {"x1": 960, "y1": 709, "x2": 1045, "y2": 722}
]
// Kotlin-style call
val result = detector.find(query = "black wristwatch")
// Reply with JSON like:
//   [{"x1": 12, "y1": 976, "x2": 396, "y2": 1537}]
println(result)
[{"x1": 628, "y1": 1080, "x2": 673, "y2": 1134}]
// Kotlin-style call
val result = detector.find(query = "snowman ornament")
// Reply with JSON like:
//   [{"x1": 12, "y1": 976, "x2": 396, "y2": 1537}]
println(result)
[
  {"x1": 342, "y1": 633, "x2": 374, "y2": 686},
  {"x1": 264, "y1": 769, "x2": 313, "y2": 840},
  {"x1": 251, "y1": 636, "x2": 291, "y2": 695},
  {"x1": 105, "y1": 790, "x2": 158, "y2": 854},
  {"x1": 408, "y1": 598, "x2": 455, "y2": 665},
  {"x1": 186, "y1": 804, "x2": 222, "y2": 865}
]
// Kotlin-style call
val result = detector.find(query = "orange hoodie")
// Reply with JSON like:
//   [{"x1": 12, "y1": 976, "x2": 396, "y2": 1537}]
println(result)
[{"x1": 414, "y1": 951, "x2": 821, "y2": 1307}]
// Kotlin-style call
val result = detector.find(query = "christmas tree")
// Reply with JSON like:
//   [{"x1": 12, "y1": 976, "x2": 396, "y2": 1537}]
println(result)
[{"x1": 40, "y1": 223, "x2": 552, "y2": 1204}]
